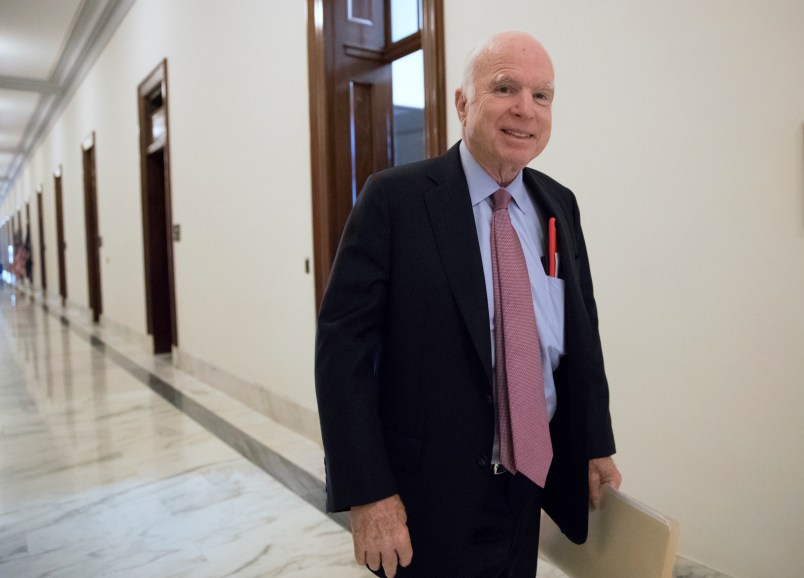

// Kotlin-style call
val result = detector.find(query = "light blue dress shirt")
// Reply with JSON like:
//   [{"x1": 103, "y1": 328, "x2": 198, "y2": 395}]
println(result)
[{"x1": 459, "y1": 142, "x2": 565, "y2": 461}]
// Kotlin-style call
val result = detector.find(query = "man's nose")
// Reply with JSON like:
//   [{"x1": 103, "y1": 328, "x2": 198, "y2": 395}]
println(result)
[{"x1": 510, "y1": 92, "x2": 536, "y2": 119}]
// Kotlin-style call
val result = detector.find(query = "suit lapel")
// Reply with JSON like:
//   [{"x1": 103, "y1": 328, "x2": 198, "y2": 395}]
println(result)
[
  {"x1": 420, "y1": 155, "x2": 576, "y2": 389},
  {"x1": 524, "y1": 169, "x2": 583, "y2": 373},
  {"x1": 524, "y1": 169, "x2": 561, "y2": 228},
  {"x1": 424, "y1": 146, "x2": 493, "y2": 387}
]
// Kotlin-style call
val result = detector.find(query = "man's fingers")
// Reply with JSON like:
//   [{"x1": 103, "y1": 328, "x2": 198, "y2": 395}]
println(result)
[
  {"x1": 589, "y1": 483, "x2": 600, "y2": 509},
  {"x1": 350, "y1": 495, "x2": 412, "y2": 574},
  {"x1": 381, "y1": 549, "x2": 399, "y2": 578},
  {"x1": 398, "y1": 542, "x2": 413, "y2": 567},
  {"x1": 588, "y1": 468, "x2": 600, "y2": 508},
  {"x1": 354, "y1": 541, "x2": 411, "y2": 575},
  {"x1": 365, "y1": 550, "x2": 382, "y2": 572},
  {"x1": 588, "y1": 457, "x2": 622, "y2": 509}
]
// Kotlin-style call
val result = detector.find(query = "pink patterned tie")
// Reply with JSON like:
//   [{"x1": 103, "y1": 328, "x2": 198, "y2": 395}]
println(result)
[{"x1": 491, "y1": 188, "x2": 553, "y2": 488}]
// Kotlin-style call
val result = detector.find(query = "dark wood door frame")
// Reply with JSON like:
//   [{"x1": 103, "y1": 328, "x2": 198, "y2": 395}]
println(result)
[
  {"x1": 1, "y1": 222, "x2": 7, "y2": 269},
  {"x1": 307, "y1": 0, "x2": 445, "y2": 307},
  {"x1": 25, "y1": 202, "x2": 32, "y2": 283},
  {"x1": 82, "y1": 132, "x2": 103, "y2": 323},
  {"x1": 36, "y1": 187, "x2": 47, "y2": 291},
  {"x1": 15, "y1": 210, "x2": 22, "y2": 244},
  {"x1": 138, "y1": 59, "x2": 178, "y2": 354},
  {"x1": 54, "y1": 166, "x2": 68, "y2": 306}
]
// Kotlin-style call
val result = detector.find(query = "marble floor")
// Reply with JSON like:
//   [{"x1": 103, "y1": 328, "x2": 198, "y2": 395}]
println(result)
[
  {"x1": 0, "y1": 282, "x2": 573, "y2": 578},
  {"x1": 1, "y1": 281, "x2": 732, "y2": 578},
  {"x1": 0, "y1": 285, "x2": 368, "y2": 577}
]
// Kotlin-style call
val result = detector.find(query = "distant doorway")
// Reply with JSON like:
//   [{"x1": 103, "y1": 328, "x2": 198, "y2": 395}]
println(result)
[
  {"x1": 138, "y1": 60, "x2": 177, "y2": 355},
  {"x1": 36, "y1": 188, "x2": 47, "y2": 291},
  {"x1": 25, "y1": 202, "x2": 32, "y2": 284},
  {"x1": 82, "y1": 133, "x2": 103, "y2": 323},
  {"x1": 54, "y1": 168, "x2": 68, "y2": 306}
]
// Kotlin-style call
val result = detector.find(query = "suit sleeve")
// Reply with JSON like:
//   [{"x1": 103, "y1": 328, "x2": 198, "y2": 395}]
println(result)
[
  {"x1": 315, "y1": 176, "x2": 398, "y2": 512},
  {"x1": 571, "y1": 195, "x2": 617, "y2": 459}
]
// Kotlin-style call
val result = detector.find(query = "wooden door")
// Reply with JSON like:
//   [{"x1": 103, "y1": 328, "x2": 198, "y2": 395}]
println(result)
[
  {"x1": 54, "y1": 170, "x2": 68, "y2": 305},
  {"x1": 1, "y1": 222, "x2": 8, "y2": 270},
  {"x1": 138, "y1": 60, "x2": 178, "y2": 354},
  {"x1": 15, "y1": 210, "x2": 21, "y2": 244},
  {"x1": 331, "y1": 0, "x2": 393, "y2": 250},
  {"x1": 36, "y1": 190, "x2": 47, "y2": 290},
  {"x1": 307, "y1": 0, "x2": 445, "y2": 305},
  {"x1": 25, "y1": 202, "x2": 32, "y2": 283},
  {"x1": 82, "y1": 135, "x2": 103, "y2": 323}
]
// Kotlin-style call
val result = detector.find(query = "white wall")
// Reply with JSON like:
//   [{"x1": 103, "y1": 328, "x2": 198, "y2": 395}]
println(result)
[
  {"x1": 4, "y1": 0, "x2": 318, "y2": 410},
  {"x1": 5, "y1": 1, "x2": 804, "y2": 575},
  {"x1": 445, "y1": 1, "x2": 804, "y2": 577}
]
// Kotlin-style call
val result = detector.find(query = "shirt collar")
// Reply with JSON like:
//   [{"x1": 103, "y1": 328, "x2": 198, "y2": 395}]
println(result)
[{"x1": 459, "y1": 141, "x2": 527, "y2": 215}]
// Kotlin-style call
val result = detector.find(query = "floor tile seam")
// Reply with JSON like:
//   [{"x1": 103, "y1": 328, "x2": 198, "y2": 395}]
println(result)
[
  {"x1": 80, "y1": 331, "x2": 328, "y2": 483},
  {"x1": 27, "y1": 292, "x2": 324, "y2": 472},
  {"x1": 123, "y1": 353, "x2": 321, "y2": 452},
  {"x1": 0, "y1": 308, "x2": 36, "y2": 381},
  {"x1": 25, "y1": 291, "x2": 348, "y2": 533},
  {"x1": 54, "y1": 307, "x2": 326, "y2": 466}
]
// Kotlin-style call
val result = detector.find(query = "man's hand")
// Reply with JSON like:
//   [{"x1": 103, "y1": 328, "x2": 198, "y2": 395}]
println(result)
[
  {"x1": 350, "y1": 494, "x2": 413, "y2": 577},
  {"x1": 588, "y1": 457, "x2": 622, "y2": 509}
]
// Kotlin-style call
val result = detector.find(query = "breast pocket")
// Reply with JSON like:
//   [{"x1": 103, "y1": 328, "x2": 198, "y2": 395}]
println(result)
[{"x1": 542, "y1": 276, "x2": 566, "y2": 367}]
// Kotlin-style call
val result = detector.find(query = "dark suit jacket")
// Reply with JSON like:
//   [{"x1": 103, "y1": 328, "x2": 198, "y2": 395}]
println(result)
[{"x1": 315, "y1": 143, "x2": 616, "y2": 558}]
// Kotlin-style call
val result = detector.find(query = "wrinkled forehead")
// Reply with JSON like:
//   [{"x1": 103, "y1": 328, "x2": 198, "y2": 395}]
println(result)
[{"x1": 476, "y1": 44, "x2": 554, "y2": 87}]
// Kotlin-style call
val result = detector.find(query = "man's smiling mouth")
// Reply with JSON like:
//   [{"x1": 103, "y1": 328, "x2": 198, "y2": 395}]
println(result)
[{"x1": 502, "y1": 129, "x2": 532, "y2": 139}]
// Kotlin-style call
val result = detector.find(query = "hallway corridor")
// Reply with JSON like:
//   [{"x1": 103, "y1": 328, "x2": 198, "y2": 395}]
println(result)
[{"x1": 0, "y1": 282, "x2": 362, "y2": 577}]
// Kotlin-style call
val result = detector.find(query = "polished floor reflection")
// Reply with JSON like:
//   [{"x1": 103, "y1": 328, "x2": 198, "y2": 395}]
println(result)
[
  {"x1": 1, "y1": 280, "x2": 737, "y2": 578},
  {"x1": 0, "y1": 285, "x2": 362, "y2": 577},
  {"x1": 0, "y1": 283, "x2": 576, "y2": 578}
]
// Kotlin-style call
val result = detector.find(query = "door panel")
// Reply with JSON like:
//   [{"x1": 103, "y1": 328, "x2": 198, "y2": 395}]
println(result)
[
  {"x1": 82, "y1": 141, "x2": 102, "y2": 323},
  {"x1": 138, "y1": 60, "x2": 178, "y2": 354},
  {"x1": 37, "y1": 191, "x2": 47, "y2": 290},
  {"x1": 331, "y1": 0, "x2": 392, "y2": 267},
  {"x1": 308, "y1": 0, "x2": 445, "y2": 306},
  {"x1": 348, "y1": 72, "x2": 393, "y2": 203},
  {"x1": 54, "y1": 172, "x2": 68, "y2": 304}
]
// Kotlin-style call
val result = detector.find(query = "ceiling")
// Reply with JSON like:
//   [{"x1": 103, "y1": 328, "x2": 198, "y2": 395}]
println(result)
[{"x1": 0, "y1": 0, "x2": 134, "y2": 205}]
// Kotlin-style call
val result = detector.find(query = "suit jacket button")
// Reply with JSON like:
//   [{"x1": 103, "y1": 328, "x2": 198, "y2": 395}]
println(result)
[
  {"x1": 485, "y1": 395, "x2": 493, "y2": 406},
  {"x1": 478, "y1": 456, "x2": 489, "y2": 467}
]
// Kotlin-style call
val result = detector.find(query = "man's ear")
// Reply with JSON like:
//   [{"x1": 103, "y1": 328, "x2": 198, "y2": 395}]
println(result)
[{"x1": 455, "y1": 88, "x2": 467, "y2": 124}]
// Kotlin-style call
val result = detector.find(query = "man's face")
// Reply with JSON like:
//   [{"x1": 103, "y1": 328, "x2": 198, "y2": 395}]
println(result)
[{"x1": 456, "y1": 36, "x2": 554, "y2": 184}]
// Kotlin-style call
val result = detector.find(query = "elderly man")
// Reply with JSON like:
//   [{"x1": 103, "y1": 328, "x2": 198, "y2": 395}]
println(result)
[{"x1": 315, "y1": 31, "x2": 621, "y2": 577}]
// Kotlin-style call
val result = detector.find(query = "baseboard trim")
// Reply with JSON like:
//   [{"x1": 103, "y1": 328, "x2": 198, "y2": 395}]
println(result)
[{"x1": 173, "y1": 349, "x2": 323, "y2": 447}]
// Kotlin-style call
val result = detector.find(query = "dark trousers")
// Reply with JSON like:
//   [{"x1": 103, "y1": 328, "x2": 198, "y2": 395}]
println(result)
[{"x1": 372, "y1": 472, "x2": 544, "y2": 578}]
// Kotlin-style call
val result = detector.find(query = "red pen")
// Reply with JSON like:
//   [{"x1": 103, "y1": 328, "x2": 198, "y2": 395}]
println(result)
[{"x1": 548, "y1": 218, "x2": 557, "y2": 277}]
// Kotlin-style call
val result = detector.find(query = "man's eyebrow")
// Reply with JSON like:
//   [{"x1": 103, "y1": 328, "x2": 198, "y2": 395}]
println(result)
[
  {"x1": 489, "y1": 75, "x2": 554, "y2": 91},
  {"x1": 490, "y1": 74, "x2": 518, "y2": 85}
]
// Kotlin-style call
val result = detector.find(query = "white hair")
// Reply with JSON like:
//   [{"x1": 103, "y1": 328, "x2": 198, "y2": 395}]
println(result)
[
  {"x1": 460, "y1": 43, "x2": 484, "y2": 103},
  {"x1": 459, "y1": 31, "x2": 548, "y2": 103}
]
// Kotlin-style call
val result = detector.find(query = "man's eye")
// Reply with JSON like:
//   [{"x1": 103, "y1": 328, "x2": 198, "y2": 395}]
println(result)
[{"x1": 495, "y1": 85, "x2": 514, "y2": 94}]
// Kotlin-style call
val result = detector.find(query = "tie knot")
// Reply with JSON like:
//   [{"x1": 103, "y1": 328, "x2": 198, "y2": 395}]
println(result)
[{"x1": 492, "y1": 188, "x2": 512, "y2": 211}]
